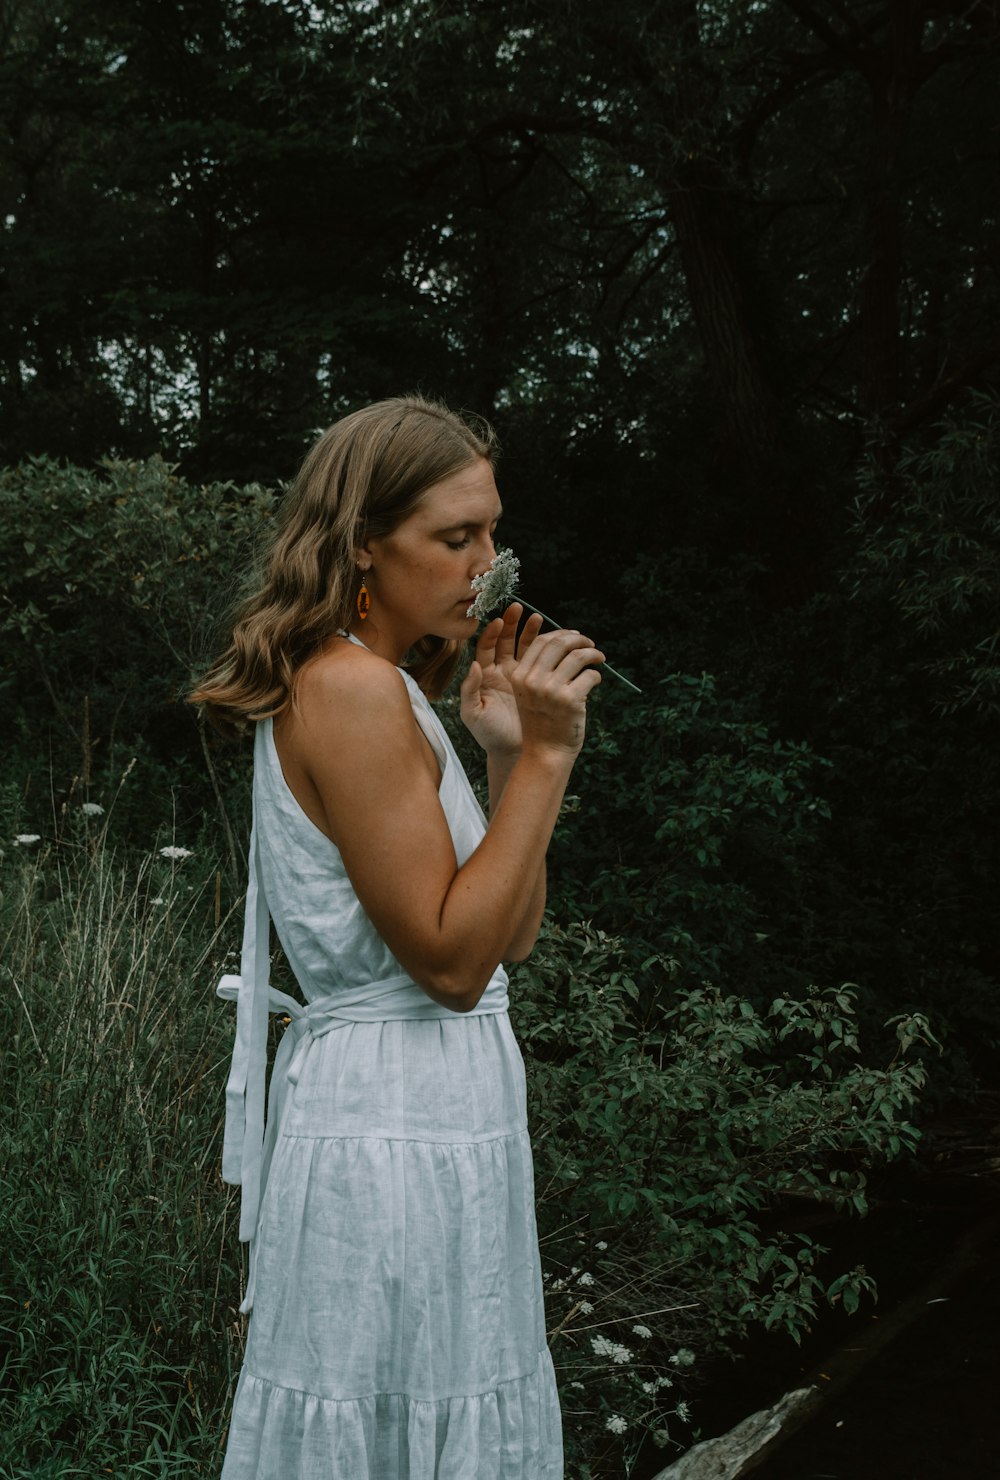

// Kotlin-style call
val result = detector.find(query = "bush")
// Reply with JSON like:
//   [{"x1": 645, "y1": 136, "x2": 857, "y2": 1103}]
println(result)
[{"x1": 511, "y1": 919, "x2": 935, "y2": 1474}]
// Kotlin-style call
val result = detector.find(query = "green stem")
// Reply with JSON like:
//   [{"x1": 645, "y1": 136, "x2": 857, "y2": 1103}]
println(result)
[{"x1": 518, "y1": 599, "x2": 642, "y2": 695}]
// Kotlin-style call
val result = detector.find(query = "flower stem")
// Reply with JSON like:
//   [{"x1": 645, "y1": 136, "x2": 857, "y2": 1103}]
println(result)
[{"x1": 517, "y1": 600, "x2": 642, "y2": 695}]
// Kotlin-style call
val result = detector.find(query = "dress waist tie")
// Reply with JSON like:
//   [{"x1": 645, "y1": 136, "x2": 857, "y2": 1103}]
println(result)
[{"x1": 216, "y1": 806, "x2": 508, "y2": 1313}]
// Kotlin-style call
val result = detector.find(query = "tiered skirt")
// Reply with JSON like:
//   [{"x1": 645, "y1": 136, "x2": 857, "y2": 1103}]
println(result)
[{"x1": 221, "y1": 1012, "x2": 563, "y2": 1479}]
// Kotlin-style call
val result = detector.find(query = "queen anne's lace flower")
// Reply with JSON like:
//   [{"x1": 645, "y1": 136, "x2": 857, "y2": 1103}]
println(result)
[
  {"x1": 14, "y1": 834, "x2": 40, "y2": 845},
  {"x1": 467, "y1": 546, "x2": 520, "y2": 619},
  {"x1": 576, "y1": 1270, "x2": 595, "y2": 1286},
  {"x1": 670, "y1": 1347, "x2": 695, "y2": 1368},
  {"x1": 632, "y1": 1323, "x2": 652, "y2": 1339},
  {"x1": 595, "y1": 1240, "x2": 609, "y2": 1250},
  {"x1": 591, "y1": 1335, "x2": 633, "y2": 1364},
  {"x1": 578, "y1": 1300, "x2": 594, "y2": 1315},
  {"x1": 159, "y1": 845, "x2": 193, "y2": 860},
  {"x1": 605, "y1": 1414, "x2": 628, "y2": 1435},
  {"x1": 80, "y1": 802, "x2": 105, "y2": 817}
]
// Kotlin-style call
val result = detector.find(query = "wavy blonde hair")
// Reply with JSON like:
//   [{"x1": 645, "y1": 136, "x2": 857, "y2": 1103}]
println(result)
[{"x1": 190, "y1": 395, "x2": 497, "y2": 732}]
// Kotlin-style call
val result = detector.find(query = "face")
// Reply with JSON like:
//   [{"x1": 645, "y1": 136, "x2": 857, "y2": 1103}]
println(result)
[{"x1": 357, "y1": 457, "x2": 502, "y2": 660}]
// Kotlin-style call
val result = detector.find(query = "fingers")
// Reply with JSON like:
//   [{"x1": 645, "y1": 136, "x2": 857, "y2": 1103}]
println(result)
[
  {"x1": 516, "y1": 627, "x2": 604, "y2": 678},
  {"x1": 491, "y1": 604, "x2": 523, "y2": 665},
  {"x1": 514, "y1": 609, "x2": 544, "y2": 660},
  {"x1": 473, "y1": 615, "x2": 505, "y2": 670}
]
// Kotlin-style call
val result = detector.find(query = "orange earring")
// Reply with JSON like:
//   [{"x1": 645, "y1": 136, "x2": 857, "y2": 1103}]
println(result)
[{"x1": 356, "y1": 572, "x2": 371, "y2": 621}]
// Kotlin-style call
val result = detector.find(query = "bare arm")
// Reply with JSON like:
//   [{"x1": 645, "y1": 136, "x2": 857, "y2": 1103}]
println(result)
[
  {"x1": 485, "y1": 747, "x2": 547, "y2": 961},
  {"x1": 291, "y1": 629, "x2": 602, "y2": 1011}
]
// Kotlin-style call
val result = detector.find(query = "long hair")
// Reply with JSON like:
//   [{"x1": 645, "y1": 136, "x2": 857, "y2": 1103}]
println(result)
[{"x1": 189, "y1": 395, "x2": 497, "y2": 733}]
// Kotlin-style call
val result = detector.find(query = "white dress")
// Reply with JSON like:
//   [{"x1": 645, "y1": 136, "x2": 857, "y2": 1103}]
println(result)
[{"x1": 216, "y1": 644, "x2": 564, "y2": 1478}]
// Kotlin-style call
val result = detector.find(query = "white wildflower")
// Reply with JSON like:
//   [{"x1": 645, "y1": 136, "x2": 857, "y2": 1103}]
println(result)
[
  {"x1": 80, "y1": 802, "x2": 105, "y2": 817},
  {"x1": 576, "y1": 1271, "x2": 595, "y2": 1286},
  {"x1": 570, "y1": 1266, "x2": 580, "y2": 1275},
  {"x1": 578, "y1": 1300, "x2": 594, "y2": 1315},
  {"x1": 676, "y1": 1400, "x2": 691, "y2": 1422},
  {"x1": 467, "y1": 546, "x2": 520, "y2": 619},
  {"x1": 595, "y1": 1240, "x2": 609, "y2": 1251},
  {"x1": 569, "y1": 1381, "x2": 584, "y2": 1390},
  {"x1": 670, "y1": 1348, "x2": 695, "y2": 1368},
  {"x1": 151, "y1": 897, "x2": 166, "y2": 906},
  {"x1": 591, "y1": 1335, "x2": 633, "y2": 1364},
  {"x1": 632, "y1": 1324, "x2": 652, "y2": 1339},
  {"x1": 159, "y1": 845, "x2": 193, "y2": 860},
  {"x1": 14, "y1": 834, "x2": 41, "y2": 845},
  {"x1": 549, "y1": 1278, "x2": 567, "y2": 1292},
  {"x1": 605, "y1": 1414, "x2": 628, "y2": 1435}
]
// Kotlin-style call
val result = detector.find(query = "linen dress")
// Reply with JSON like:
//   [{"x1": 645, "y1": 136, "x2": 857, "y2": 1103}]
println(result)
[{"x1": 216, "y1": 641, "x2": 564, "y2": 1479}]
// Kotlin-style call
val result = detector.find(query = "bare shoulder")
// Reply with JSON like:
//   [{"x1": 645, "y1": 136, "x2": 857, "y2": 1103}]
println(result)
[{"x1": 294, "y1": 637, "x2": 411, "y2": 731}]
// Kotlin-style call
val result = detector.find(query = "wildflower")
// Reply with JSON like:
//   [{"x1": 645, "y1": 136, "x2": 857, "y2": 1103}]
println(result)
[
  {"x1": 591, "y1": 1335, "x2": 633, "y2": 1364},
  {"x1": 670, "y1": 1348, "x2": 695, "y2": 1368},
  {"x1": 467, "y1": 547, "x2": 521, "y2": 620},
  {"x1": 151, "y1": 897, "x2": 166, "y2": 906},
  {"x1": 605, "y1": 1414, "x2": 628, "y2": 1435},
  {"x1": 466, "y1": 546, "x2": 641, "y2": 691},
  {"x1": 80, "y1": 802, "x2": 105, "y2": 817},
  {"x1": 676, "y1": 1401, "x2": 691, "y2": 1422},
  {"x1": 569, "y1": 1381, "x2": 584, "y2": 1390},
  {"x1": 578, "y1": 1300, "x2": 594, "y2": 1314},
  {"x1": 549, "y1": 1278, "x2": 567, "y2": 1292},
  {"x1": 14, "y1": 834, "x2": 40, "y2": 845},
  {"x1": 159, "y1": 845, "x2": 193, "y2": 860},
  {"x1": 632, "y1": 1324, "x2": 652, "y2": 1339},
  {"x1": 576, "y1": 1271, "x2": 595, "y2": 1286},
  {"x1": 595, "y1": 1240, "x2": 608, "y2": 1251}
]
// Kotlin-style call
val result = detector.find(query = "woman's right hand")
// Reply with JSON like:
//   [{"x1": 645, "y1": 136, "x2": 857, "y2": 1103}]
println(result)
[{"x1": 510, "y1": 626, "x2": 605, "y2": 761}]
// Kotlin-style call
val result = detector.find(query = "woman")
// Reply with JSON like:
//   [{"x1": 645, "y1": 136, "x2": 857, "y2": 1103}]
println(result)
[{"x1": 191, "y1": 394, "x2": 603, "y2": 1478}]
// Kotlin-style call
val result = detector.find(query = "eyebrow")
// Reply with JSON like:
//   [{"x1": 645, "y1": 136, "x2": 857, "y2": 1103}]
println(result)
[{"x1": 434, "y1": 508, "x2": 503, "y2": 533}]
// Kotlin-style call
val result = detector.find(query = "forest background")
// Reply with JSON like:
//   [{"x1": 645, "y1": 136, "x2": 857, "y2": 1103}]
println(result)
[{"x1": 1, "y1": 1, "x2": 998, "y2": 1476}]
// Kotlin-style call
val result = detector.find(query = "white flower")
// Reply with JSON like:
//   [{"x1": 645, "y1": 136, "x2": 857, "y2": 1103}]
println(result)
[
  {"x1": 576, "y1": 1271, "x2": 595, "y2": 1286},
  {"x1": 632, "y1": 1324, "x2": 652, "y2": 1339},
  {"x1": 14, "y1": 834, "x2": 41, "y2": 845},
  {"x1": 549, "y1": 1278, "x2": 567, "y2": 1292},
  {"x1": 676, "y1": 1401, "x2": 691, "y2": 1422},
  {"x1": 591, "y1": 1335, "x2": 633, "y2": 1364},
  {"x1": 569, "y1": 1381, "x2": 584, "y2": 1390},
  {"x1": 578, "y1": 1300, "x2": 594, "y2": 1315},
  {"x1": 467, "y1": 546, "x2": 520, "y2": 619},
  {"x1": 670, "y1": 1348, "x2": 695, "y2": 1368},
  {"x1": 605, "y1": 1414, "x2": 628, "y2": 1435},
  {"x1": 595, "y1": 1240, "x2": 608, "y2": 1251},
  {"x1": 151, "y1": 897, "x2": 166, "y2": 906},
  {"x1": 159, "y1": 845, "x2": 193, "y2": 860},
  {"x1": 80, "y1": 802, "x2": 105, "y2": 817}
]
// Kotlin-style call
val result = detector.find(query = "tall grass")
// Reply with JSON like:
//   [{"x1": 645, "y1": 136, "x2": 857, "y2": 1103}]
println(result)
[{"x1": 0, "y1": 827, "x2": 242, "y2": 1476}]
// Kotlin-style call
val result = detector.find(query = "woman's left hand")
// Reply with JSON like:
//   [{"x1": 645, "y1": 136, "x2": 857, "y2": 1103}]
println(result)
[{"x1": 460, "y1": 604, "x2": 544, "y2": 754}]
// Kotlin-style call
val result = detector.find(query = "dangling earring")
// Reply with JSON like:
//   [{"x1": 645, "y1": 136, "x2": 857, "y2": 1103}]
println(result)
[{"x1": 356, "y1": 570, "x2": 371, "y2": 621}]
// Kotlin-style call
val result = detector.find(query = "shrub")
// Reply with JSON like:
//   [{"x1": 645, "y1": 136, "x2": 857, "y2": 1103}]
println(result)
[{"x1": 512, "y1": 919, "x2": 936, "y2": 1475}]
